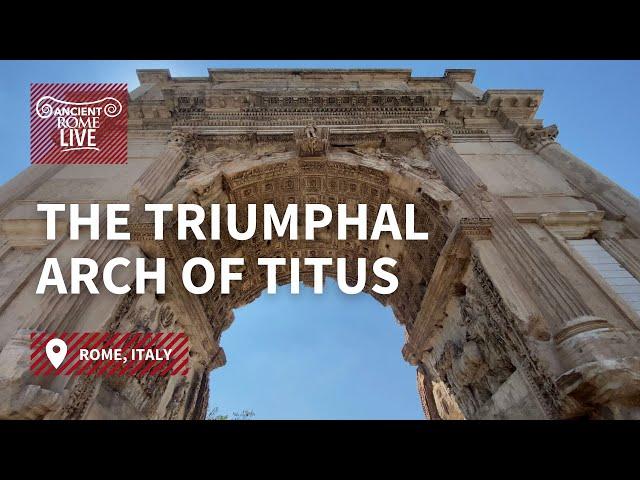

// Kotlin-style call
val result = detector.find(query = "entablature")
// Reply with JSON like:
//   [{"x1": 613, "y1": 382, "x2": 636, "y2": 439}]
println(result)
[{"x1": 130, "y1": 68, "x2": 544, "y2": 128}]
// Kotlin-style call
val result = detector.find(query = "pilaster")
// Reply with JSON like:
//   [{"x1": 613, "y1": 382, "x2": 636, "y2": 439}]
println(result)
[
  {"x1": 0, "y1": 165, "x2": 65, "y2": 216},
  {"x1": 600, "y1": 238, "x2": 640, "y2": 281},
  {"x1": 415, "y1": 126, "x2": 640, "y2": 418},
  {"x1": 129, "y1": 129, "x2": 204, "y2": 204},
  {"x1": 419, "y1": 127, "x2": 592, "y2": 336},
  {"x1": 516, "y1": 124, "x2": 640, "y2": 236}
]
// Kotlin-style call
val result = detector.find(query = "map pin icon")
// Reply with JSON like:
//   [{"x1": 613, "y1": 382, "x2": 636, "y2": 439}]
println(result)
[{"x1": 46, "y1": 338, "x2": 67, "y2": 369}]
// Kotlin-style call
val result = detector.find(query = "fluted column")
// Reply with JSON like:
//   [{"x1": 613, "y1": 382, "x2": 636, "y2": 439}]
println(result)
[
  {"x1": 518, "y1": 125, "x2": 640, "y2": 235},
  {"x1": 420, "y1": 126, "x2": 640, "y2": 417},
  {"x1": 130, "y1": 130, "x2": 203, "y2": 203},
  {"x1": 421, "y1": 127, "x2": 592, "y2": 336},
  {"x1": 417, "y1": 365, "x2": 441, "y2": 420},
  {"x1": 0, "y1": 165, "x2": 64, "y2": 215},
  {"x1": 19, "y1": 132, "x2": 204, "y2": 335},
  {"x1": 599, "y1": 238, "x2": 640, "y2": 281}
]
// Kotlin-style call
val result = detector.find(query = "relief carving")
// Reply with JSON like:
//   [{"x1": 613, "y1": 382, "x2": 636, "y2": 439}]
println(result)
[
  {"x1": 60, "y1": 376, "x2": 100, "y2": 420},
  {"x1": 61, "y1": 290, "x2": 180, "y2": 418},
  {"x1": 164, "y1": 378, "x2": 189, "y2": 419},
  {"x1": 295, "y1": 125, "x2": 329, "y2": 157},
  {"x1": 432, "y1": 296, "x2": 516, "y2": 417},
  {"x1": 469, "y1": 255, "x2": 565, "y2": 418}
]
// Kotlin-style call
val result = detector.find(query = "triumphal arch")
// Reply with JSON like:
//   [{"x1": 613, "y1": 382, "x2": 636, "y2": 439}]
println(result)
[{"x1": 1, "y1": 68, "x2": 640, "y2": 419}]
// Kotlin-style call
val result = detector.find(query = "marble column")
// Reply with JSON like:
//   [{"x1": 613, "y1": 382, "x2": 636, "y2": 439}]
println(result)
[
  {"x1": 416, "y1": 365, "x2": 441, "y2": 420},
  {"x1": 422, "y1": 127, "x2": 592, "y2": 336},
  {"x1": 600, "y1": 238, "x2": 640, "y2": 281},
  {"x1": 519, "y1": 125, "x2": 640, "y2": 236},
  {"x1": 130, "y1": 130, "x2": 203, "y2": 204},
  {"x1": 22, "y1": 132, "x2": 204, "y2": 333},
  {"x1": 420, "y1": 127, "x2": 640, "y2": 417},
  {"x1": 0, "y1": 165, "x2": 64, "y2": 215}
]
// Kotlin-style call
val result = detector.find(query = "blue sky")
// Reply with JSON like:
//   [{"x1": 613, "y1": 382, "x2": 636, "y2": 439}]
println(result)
[
  {"x1": 213, "y1": 279, "x2": 420, "y2": 419},
  {"x1": 0, "y1": 60, "x2": 638, "y2": 418}
]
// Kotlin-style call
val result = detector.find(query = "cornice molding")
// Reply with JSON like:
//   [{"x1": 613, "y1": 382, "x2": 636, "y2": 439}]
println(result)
[
  {"x1": 130, "y1": 68, "x2": 545, "y2": 127},
  {"x1": 538, "y1": 211, "x2": 604, "y2": 239},
  {"x1": 161, "y1": 125, "x2": 492, "y2": 153}
]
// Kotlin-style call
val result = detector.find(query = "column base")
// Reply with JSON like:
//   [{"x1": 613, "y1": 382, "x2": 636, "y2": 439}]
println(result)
[{"x1": 554, "y1": 316, "x2": 640, "y2": 418}]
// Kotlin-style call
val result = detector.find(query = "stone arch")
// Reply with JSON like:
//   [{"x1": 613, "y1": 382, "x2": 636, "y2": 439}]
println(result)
[
  {"x1": 6, "y1": 124, "x2": 636, "y2": 420},
  {"x1": 128, "y1": 141, "x2": 459, "y2": 419},
  {"x1": 3, "y1": 68, "x2": 640, "y2": 421}
]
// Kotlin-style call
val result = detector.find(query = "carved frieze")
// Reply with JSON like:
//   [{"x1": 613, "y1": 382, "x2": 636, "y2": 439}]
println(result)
[
  {"x1": 469, "y1": 255, "x2": 564, "y2": 418},
  {"x1": 256, "y1": 93, "x2": 438, "y2": 111},
  {"x1": 432, "y1": 295, "x2": 517, "y2": 417},
  {"x1": 60, "y1": 376, "x2": 100, "y2": 420}
]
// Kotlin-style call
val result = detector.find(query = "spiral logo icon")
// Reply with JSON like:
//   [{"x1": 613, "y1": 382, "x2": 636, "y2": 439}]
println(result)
[
  {"x1": 36, "y1": 99, "x2": 54, "y2": 119},
  {"x1": 103, "y1": 99, "x2": 123, "y2": 117}
]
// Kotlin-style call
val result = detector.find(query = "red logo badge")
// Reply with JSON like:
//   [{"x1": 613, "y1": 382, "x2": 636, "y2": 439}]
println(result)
[{"x1": 30, "y1": 83, "x2": 128, "y2": 164}]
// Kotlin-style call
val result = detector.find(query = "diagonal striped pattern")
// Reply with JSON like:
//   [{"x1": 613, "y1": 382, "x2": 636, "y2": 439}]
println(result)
[
  {"x1": 30, "y1": 332, "x2": 189, "y2": 376},
  {"x1": 30, "y1": 83, "x2": 128, "y2": 164}
]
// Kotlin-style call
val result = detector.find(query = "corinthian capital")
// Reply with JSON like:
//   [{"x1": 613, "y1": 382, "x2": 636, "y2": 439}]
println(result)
[
  {"x1": 420, "y1": 127, "x2": 453, "y2": 148},
  {"x1": 167, "y1": 129, "x2": 204, "y2": 157},
  {"x1": 517, "y1": 124, "x2": 558, "y2": 151}
]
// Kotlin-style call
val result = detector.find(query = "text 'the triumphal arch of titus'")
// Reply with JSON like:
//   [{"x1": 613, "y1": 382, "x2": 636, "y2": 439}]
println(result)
[{"x1": 2, "y1": 68, "x2": 640, "y2": 419}]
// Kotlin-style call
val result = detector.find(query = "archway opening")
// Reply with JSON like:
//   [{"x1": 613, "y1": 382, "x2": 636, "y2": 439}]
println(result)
[
  {"x1": 209, "y1": 278, "x2": 424, "y2": 419},
  {"x1": 132, "y1": 148, "x2": 455, "y2": 419}
]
